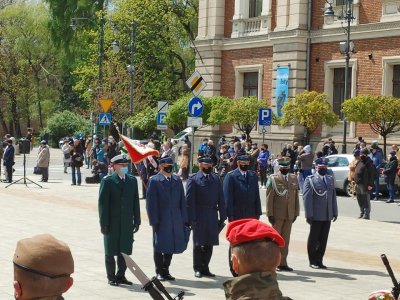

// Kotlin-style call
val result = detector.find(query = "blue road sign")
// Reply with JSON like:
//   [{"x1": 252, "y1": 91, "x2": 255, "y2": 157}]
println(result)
[
  {"x1": 157, "y1": 112, "x2": 167, "y2": 129},
  {"x1": 258, "y1": 108, "x2": 272, "y2": 126},
  {"x1": 99, "y1": 113, "x2": 111, "y2": 125},
  {"x1": 188, "y1": 97, "x2": 204, "y2": 117}
]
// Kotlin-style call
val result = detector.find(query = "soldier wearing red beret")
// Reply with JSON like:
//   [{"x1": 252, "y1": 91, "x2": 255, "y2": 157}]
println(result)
[{"x1": 223, "y1": 219, "x2": 292, "y2": 300}]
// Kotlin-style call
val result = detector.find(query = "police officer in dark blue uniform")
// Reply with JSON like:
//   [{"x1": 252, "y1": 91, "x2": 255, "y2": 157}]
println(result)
[
  {"x1": 186, "y1": 157, "x2": 227, "y2": 278},
  {"x1": 223, "y1": 155, "x2": 262, "y2": 222},
  {"x1": 146, "y1": 156, "x2": 189, "y2": 281}
]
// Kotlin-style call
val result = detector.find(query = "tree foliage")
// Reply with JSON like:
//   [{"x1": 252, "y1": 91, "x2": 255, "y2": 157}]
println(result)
[
  {"x1": 0, "y1": 2, "x2": 60, "y2": 135},
  {"x1": 126, "y1": 106, "x2": 157, "y2": 137},
  {"x1": 281, "y1": 91, "x2": 339, "y2": 143},
  {"x1": 343, "y1": 95, "x2": 400, "y2": 156},
  {"x1": 228, "y1": 97, "x2": 267, "y2": 139},
  {"x1": 45, "y1": 110, "x2": 90, "y2": 147}
]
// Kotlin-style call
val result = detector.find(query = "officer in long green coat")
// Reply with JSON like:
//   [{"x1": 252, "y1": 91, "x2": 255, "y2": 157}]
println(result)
[{"x1": 98, "y1": 154, "x2": 141, "y2": 287}]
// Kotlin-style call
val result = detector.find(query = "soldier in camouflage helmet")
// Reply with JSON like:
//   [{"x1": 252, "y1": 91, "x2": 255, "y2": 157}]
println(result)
[{"x1": 223, "y1": 219, "x2": 292, "y2": 300}]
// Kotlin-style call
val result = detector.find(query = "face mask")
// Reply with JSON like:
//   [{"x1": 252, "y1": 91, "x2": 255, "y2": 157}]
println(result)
[
  {"x1": 203, "y1": 167, "x2": 212, "y2": 174},
  {"x1": 317, "y1": 168, "x2": 327, "y2": 176},
  {"x1": 119, "y1": 167, "x2": 129, "y2": 175},
  {"x1": 261, "y1": 148, "x2": 265, "y2": 151},
  {"x1": 280, "y1": 169, "x2": 289, "y2": 175},
  {"x1": 361, "y1": 155, "x2": 367, "y2": 162},
  {"x1": 239, "y1": 165, "x2": 249, "y2": 172},
  {"x1": 163, "y1": 165, "x2": 173, "y2": 173}
]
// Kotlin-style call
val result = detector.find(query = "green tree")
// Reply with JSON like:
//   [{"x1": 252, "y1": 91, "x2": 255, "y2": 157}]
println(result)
[
  {"x1": 0, "y1": 2, "x2": 61, "y2": 131},
  {"x1": 280, "y1": 91, "x2": 339, "y2": 144},
  {"x1": 228, "y1": 96, "x2": 266, "y2": 140},
  {"x1": 45, "y1": 110, "x2": 90, "y2": 147},
  {"x1": 165, "y1": 94, "x2": 232, "y2": 133},
  {"x1": 165, "y1": 94, "x2": 192, "y2": 133},
  {"x1": 343, "y1": 95, "x2": 400, "y2": 157},
  {"x1": 126, "y1": 106, "x2": 157, "y2": 138}
]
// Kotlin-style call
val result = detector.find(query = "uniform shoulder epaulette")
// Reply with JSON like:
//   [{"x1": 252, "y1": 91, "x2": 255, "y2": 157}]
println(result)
[{"x1": 103, "y1": 174, "x2": 112, "y2": 180}]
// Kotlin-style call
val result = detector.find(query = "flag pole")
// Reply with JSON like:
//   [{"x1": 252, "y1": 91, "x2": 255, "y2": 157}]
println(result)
[{"x1": 113, "y1": 122, "x2": 149, "y2": 190}]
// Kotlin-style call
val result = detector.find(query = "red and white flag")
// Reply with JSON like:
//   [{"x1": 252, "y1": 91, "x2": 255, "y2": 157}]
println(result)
[{"x1": 120, "y1": 135, "x2": 159, "y2": 164}]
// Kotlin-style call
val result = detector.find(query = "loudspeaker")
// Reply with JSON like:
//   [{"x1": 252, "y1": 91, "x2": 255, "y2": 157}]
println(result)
[{"x1": 19, "y1": 138, "x2": 31, "y2": 154}]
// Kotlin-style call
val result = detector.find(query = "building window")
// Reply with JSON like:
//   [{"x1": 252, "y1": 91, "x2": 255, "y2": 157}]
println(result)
[
  {"x1": 243, "y1": 72, "x2": 259, "y2": 97},
  {"x1": 249, "y1": 0, "x2": 262, "y2": 18},
  {"x1": 393, "y1": 65, "x2": 400, "y2": 97},
  {"x1": 332, "y1": 67, "x2": 352, "y2": 116},
  {"x1": 234, "y1": 64, "x2": 263, "y2": 99},
  {"x1": 335, "y1": 0, "x2": 346, "y2": 6}
]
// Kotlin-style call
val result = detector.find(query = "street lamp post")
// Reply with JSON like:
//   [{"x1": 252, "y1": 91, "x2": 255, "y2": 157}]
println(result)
[
  {"x1": 112, "y1": 22, "x2": 137, "y2": 137},
  {"x1": 324, "y1": 0, "x2": 355, "y2": 154},
  {"x1": 71, "y1": 0, "x2": 108, "y2": 136}
]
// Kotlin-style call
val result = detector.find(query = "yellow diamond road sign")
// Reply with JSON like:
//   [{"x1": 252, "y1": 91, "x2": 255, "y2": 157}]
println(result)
[
  {"x1": 186, "y1": 70, "x2": 207, "y2": 97},
  {"x1": 99, "y1": 99, "x2": 113, "y2": 113}
]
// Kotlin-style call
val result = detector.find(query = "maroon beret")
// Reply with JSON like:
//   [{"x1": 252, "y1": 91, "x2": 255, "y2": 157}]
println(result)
[{"x1": 226, "y1": 219, "x2": 285, "y2": 247}]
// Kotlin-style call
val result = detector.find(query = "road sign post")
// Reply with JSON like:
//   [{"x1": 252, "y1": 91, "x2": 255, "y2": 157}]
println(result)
[
  {"x1": 157, "y1": 101, "x2": 168, "y2": 130},
  {"x1": 258, "y1": 108, "x2": 272, "y2": 146}
]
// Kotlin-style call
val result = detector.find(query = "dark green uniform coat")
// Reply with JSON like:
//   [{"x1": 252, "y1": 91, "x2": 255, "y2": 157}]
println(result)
[{"x1": 98, "y1": 173, "x2": 141, "y2": 256}]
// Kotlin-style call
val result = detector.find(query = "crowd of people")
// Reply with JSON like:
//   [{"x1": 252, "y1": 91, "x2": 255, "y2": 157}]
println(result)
[{"x1": 3, "y1": 129, "x2": 400, "y2": 299}]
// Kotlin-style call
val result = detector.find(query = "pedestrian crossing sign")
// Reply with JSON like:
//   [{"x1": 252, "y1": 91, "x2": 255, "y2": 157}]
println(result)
[{"x1": 99, "y1": 113, "x2": 111, "y2": 125}]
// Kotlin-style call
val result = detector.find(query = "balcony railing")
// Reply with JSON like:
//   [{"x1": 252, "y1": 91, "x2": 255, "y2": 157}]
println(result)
[{"x1": 232, "y1": 16, "x2": 269, "y2": 38}]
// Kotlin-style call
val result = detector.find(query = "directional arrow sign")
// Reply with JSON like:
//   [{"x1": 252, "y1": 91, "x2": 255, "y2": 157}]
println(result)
[
  {"x1": 99, "y1": 99, "x2": 113, "y2": 113},
  {"x1": 188, "y1": 97, "x2": 204, "y2": 117}
]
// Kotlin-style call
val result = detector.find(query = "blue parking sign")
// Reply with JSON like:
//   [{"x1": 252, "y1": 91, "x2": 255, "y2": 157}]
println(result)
[{"x1": 258, "y1": 108, "x2": 272, "y2": 126}]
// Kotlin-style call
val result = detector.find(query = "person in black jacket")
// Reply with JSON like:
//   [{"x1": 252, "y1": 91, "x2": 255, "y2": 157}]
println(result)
[
  {"x1": 3, "y1": 139, "x2": 15, "y2": 183},
  {"x1": 70, "y1": 139, "x2": 85, "y2": 186},
  {"x1": 353, "y1": 148, "x2": 376, "y2": 219},
  {"x1": 383, "y1": 151, "x2": 398, "y2": 203}
]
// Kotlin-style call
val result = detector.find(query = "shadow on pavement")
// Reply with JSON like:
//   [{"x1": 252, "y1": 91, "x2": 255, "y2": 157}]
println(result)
[
  {"x1": 327, "y1": 267, "x2": 389, "y2": 278},
  {"x1": 292, "y1": 269, "x2": 356, "y2": 280},
  {"x1": 277, "y1": 272, "x2": 315, "y2": 283},
  {"x1": 170, "y1": 275, "x2": 230, "y2": 290}
]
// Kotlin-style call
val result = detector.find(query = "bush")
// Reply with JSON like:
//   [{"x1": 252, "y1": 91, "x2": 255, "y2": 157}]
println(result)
[{"x1": 45, "y1": 110, "x2": 90, "y2": 147}]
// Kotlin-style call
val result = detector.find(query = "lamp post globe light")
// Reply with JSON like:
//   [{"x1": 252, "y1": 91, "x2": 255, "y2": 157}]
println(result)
[{"x1": 324, "y1": 0, "x2": 355, "y2": 154}]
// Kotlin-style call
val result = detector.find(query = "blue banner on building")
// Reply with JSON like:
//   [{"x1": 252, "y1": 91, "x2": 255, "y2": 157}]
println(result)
[{"x1": 275, "y1": 66, "x2": 289, "y2": 117}]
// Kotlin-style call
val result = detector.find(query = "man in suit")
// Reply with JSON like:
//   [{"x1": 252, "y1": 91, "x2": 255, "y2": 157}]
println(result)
[
  {"x1": 98, "y1": 154, "x2": 141, "y2": 286},
  {"x1": 266, "y1": 158, "x2": 299, "y2": 271},
  {"x1": 3, "y1": 138, "x2": 15, "y2": 183},
  {"x1": 146, "y1": 156, "x2": 189, "y2": 281},
  {"x1": 223, "y1": 155, "x2": 262, "y2": 222},
  {"x1": 186, "y1": 157, "x2": 227, "y2": 278},
  {"x1": 303, "y1": 158, "x2": 338, "y2": 269}
]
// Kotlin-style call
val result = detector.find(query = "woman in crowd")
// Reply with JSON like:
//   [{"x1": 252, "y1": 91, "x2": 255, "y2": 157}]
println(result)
[{"x1": 61, "y1": 139, "x2": 72, "y2": 174}]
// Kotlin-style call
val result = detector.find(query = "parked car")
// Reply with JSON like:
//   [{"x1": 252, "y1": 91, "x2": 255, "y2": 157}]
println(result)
[
  {"x1": 171, "y1": 127, "x2": 192, "y2": 154},
  {"x1": 326, "y1": 154, "x2": 399, "y2": 197}
]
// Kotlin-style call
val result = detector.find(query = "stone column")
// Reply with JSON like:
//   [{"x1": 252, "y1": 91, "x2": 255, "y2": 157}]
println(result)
[
  {"x1": 287, "y1": 0, "x2": 308, "y2": 30},
  {"x1": 275, "y1": 0, "x2": 290, "y2": 31}
]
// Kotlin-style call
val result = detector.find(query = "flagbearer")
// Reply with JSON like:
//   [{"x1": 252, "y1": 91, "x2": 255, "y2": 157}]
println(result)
[
  {"x1": 98, "y1": 154, "x2": 141, "y2": 286},
  {"x1": 266, "y1": 157, "x2": 299, "y2": 272}
]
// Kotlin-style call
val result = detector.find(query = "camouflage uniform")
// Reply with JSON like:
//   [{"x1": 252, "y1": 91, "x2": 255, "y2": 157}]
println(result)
[{"x1": 223, "y1": 271, "x2": 291, "y2": 300}]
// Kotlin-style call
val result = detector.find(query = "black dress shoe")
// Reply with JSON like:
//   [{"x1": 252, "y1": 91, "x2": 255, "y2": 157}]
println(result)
[
  {"x1": 201, "y1": 271, "x2": 215, "y2": 277},
  {"x1": 108, "y1": 280, "x2": 119, "y2": 286},
  {"x1": 156, "y1": 274, "x2": 165, "y2": 281},
  {"x1": 277, "y1": 265, "x2": 293, "y2": 272},
  {"x1": 116, "y1": 275, "x2": 133, "y2": 285},
  {"x1": 194, "y1": 271, "x2": 202, "y2": 278},
  {"x1": 164, "y1": 273, "x2": 175, "y2": 281},
  {"x1": 309, "y1": 264, "x2": 320, "y2": 269},
  {"x1": 318, "y1": 264, "x2": 327, "y2": 269}
]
